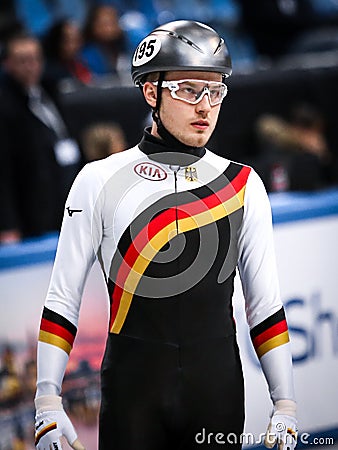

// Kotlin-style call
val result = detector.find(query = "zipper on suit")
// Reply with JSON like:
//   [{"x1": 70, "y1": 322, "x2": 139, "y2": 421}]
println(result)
[{"x1": 170, "y1": 165, "x2": 180, "y2": 235}]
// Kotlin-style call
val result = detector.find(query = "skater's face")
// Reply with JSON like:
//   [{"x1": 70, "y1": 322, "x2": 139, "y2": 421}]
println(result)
[{"x1": 143, "y1": 71, "x2": 225, "y2": 148}]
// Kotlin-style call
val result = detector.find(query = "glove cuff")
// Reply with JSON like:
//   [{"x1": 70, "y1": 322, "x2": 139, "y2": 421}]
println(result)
[
  {"x1": 35, "y1": 394, "x2": 63, "y2": 412},
  {"x1": 274, "y1": 399, "x2": 297, "y2": 417}
]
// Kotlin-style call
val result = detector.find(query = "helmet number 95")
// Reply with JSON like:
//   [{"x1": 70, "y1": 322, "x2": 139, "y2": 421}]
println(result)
[{"x1": 133, "y1": 37, "x2": 161, "y2": 66}]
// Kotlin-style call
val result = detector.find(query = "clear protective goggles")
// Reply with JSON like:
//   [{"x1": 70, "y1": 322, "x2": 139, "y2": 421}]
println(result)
[{"x1": 152, "y1": 79, "x2": 228, "y2": 106}]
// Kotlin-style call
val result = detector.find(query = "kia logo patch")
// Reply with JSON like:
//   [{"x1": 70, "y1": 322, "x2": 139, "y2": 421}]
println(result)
[{"x1": 134, "y1": 162, "x2": 167, "y2": 181}]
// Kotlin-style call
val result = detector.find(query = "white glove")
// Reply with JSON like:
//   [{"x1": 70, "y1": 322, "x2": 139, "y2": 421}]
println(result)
[
  {"x1": 264, "y1": 399, "x2": 297, "y2": 450},
  {"x1": 35, "y1": 395, "x2": 85, "y2": 450}
]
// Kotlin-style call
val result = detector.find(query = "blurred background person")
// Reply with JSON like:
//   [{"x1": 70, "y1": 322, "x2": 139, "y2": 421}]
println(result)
[
  {"x1": 81, "y1": 121, "x2": 127, "y2": 162},
  {"x1": 81, "y1": 4, "x2": 127, "y2": 82},
  {"x1": 0, "y1": 32, "x2": 82, "y2": 244},
  {"x1": 43, "y1": 19, "x2": 93, "y2": 91},
  {"x1": 254, "y1": 103, "x2": 333, "y2": 192}
]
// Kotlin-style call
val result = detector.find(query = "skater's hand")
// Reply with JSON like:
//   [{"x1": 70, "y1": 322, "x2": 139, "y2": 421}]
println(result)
[
  {"x1": 264, "y1": 400, "x2": 297, "y2": 450},
  {"x1": 35, "y1": 395, "x2": 85, "y2": 450}
]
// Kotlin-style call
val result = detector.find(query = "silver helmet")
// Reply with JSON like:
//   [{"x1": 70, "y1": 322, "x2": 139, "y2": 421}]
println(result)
[{"x1": 131, "y1": 20, "x2": 232, "y2": 86}]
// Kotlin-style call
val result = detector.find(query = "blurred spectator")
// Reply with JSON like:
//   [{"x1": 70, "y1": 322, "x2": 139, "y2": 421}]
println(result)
[
  {"x1": 81, "y1": 122, "x2": 127, "y2": 162},
  {"x1": 81, "y1": 5, "x2": 127, "y2": 80},
  {"x1": 254, "y1": 103, "x2": 333, "y2": 191},
  {"x1": 43, "y1": 19, "x2": 93, "y2": 90},
  {"x1": 0, "y1": 32, "x2": 82, "y2": 244},
  {"x1": 101, "y1": 0, "x2": 156, "y2": 51}
]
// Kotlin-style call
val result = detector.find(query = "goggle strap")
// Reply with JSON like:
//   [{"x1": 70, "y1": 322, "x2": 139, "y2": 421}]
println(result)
[{"x1": 152, "y1": 71, "x2": 166, "y2": 126}]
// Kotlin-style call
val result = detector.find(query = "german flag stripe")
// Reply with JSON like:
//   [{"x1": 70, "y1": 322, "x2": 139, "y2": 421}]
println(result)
[
  {"x1": 250, "y1": 308, "x2": 290, "y2": 358},
  {"x1": 38, "y1": 307, "x2": 77, "y2": 354},
  {"x1": 255, "y1": 331, "x2": 290, "y2": 358},
  {"x1": 172, "y1": 161, "x2": 248, "y2": 208},
  {"x1": 110, "y1": 164, "x2": 251, "y2": 333},
  {"x1": 114, "y1": 166, "x2": 250, "y2": 295},
  {"x1": 169, "y1": 165, "x2": 249, "y2": 217},
  {"x1": 40, "y1": 317, "x2": 75, "y2": 347},
  {"x1": 250, "y1": 307, "x2": 286, "y2": 339},
  {"x1": 112, "y1": 162, "x2": 247, "y2": 264},
  {"x1": 38, "y1": 330, "x2": 72, "y2": 355},
  {"x1": 111, "y1": 189, "x2": 246, "y2": 333},
  {"x1": 252, "y1": 319, "x2": 288, "y2": 349},
  {"x1": 41, "y1": 307, "x2": 77, "y2": 337},
  {"x1": 35, "y1": 422, "x2": 57, "y2": 445},
  {"x1": 118, "y1": 208, "x2": 177, "y2": 284}
]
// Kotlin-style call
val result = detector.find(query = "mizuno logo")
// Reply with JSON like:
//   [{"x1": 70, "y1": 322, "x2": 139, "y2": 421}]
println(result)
[{"x1": 66, "y1": 206, "x2": 83, "y2": 217}]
